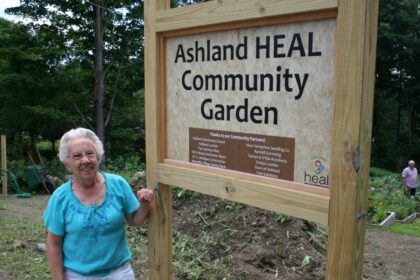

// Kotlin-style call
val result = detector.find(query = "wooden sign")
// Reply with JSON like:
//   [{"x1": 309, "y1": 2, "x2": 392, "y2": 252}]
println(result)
[
  {"x1": 144, "y1": 1, "x2": 379, "y2": 279},
  {"x1": 166, "y1": 19, "x2": 335, "y2": 188}
]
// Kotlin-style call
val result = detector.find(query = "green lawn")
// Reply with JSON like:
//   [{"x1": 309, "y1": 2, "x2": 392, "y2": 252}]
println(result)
[{"x1": 386, "y1": 218, "x2": 420, "y2": 238}]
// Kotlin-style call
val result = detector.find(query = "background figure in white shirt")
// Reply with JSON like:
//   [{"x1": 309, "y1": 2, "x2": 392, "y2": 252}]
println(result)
[{"x1": 402, "y1": 160, "x2": 418, "y2": 198}]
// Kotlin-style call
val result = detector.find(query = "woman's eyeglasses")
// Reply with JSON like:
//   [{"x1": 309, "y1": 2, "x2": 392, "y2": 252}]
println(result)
[{"x1": 69, "y1": 151, "x2": 97, "y2": 161}]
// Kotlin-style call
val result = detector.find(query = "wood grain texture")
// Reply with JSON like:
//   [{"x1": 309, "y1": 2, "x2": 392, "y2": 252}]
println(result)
[
  {"x1": 144, "y1": 1, "x2": 173, "y2": 279},
  {"x1": 1, "y1": 135, "x2": 7, "y2": 196},
  {"x1": 164, "y1": 159, "x2": 330, "y2": 197},
  {"x1": 158, "y1": 160, "x2": 329, "y2": 225},
  {"x1": 326, "y1": 0, "x2": 378, "y2": 279},
  {"x1": 156, "y1": 0, "x2": 338, "y2": 32},
  {"x1": 162, "y1": 9, "x2": 337, "y2": 38}
]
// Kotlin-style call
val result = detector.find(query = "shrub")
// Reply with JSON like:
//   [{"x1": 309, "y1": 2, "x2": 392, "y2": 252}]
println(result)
[
  {"x1": 368, "y1": 173, "x2": 417, "y2": 223},
  {"x1": 106, "y1": 155, "x2": 145, "y2": 182},
  {"x1": 370, "y1": 167, "x2": 398, "y2": 178},
  {"x1": 5, "y1": 160, "x2": 28, "y2": 192}
]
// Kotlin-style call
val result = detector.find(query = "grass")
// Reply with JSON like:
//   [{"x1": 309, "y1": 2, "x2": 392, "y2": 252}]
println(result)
[
  {"x1": 172, "y1": 231, "x2": 236, "y2": 280},
  {"x1": 0, "y1": 218, "x2": 50, "y2": 279},
  {"x1": 386, "y1": 219, "x2": 420, "y2": 238}
]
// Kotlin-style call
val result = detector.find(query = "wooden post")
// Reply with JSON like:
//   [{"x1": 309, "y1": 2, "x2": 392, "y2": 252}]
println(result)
[
  {"x1": 326, "y1": 0, "x2": 378, "y2": 279},
  {"x1": 145, "y1": 1, "x2": 173, "y2": 279},
  {"x1": 1, "y1": 135, "x2": 7, "y2": 196}
]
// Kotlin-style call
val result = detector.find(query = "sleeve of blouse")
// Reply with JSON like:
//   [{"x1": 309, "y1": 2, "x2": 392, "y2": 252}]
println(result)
[
  {"x1": 43, "y1": 194, "x2": 65, "y2": 235},
  {"x1": 120, "y1": 178, "x2": 140, "y2": 216}
]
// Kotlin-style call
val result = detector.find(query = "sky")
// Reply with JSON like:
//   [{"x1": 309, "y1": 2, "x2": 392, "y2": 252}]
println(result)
[{"x1": 0, "y1": 0, "x2": 20, "y2": 21}]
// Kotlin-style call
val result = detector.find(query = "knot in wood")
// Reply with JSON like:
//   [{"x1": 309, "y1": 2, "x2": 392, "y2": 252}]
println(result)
[{"x1": 225, "y1": 182, "x2": 236, "y2": 194}]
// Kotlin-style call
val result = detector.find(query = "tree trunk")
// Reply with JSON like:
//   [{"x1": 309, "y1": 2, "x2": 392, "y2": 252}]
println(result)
[
  {"x1": 408, "y1": 106, "x2": 415, "y2": 155},
  {"x1": 396, "y1": 97, "x2": 401, "y2": 146},
  {"x1": 94, "y1": 0, "x2": 106, "y2": 169},
  {"x1": 50, "y1": 139, "x2": 56, "y2": 155}
]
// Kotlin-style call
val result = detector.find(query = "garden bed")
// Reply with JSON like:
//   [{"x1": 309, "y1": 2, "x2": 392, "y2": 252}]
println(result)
[
  {"x1": 373, "y1": 211, "x2": 417, "y2": 229},
  {"x1": 367, "y1": 174, "x2": 418, "y2": 225},
  {"x1": 378, "y1": 212, "x2": 395, "y2": 227},
  {"x1": 400, "y1": 212, "x2": 417, "y2": 224}
]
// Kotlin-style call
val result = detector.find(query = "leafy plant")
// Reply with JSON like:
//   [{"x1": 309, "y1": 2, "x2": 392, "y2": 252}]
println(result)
[
  {"x1": 106, "y1": 155, "x2": 144, "y2": 183},
  {"x1": 277, "y1": 213, "x2": 291, "y2": 224},
  {"x1": 301, "y1": 255, "x2": 312, "y2": 270},
  {"x1": 368, "y1": 174, "x2": 418, "y2": 223},
  {"x1": 369, "y1": 167, "x2": 398, "y2": 178}
]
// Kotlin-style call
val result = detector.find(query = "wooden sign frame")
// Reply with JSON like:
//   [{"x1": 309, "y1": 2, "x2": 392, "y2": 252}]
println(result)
[{"x1": 144, "y1": 0, "x2": 378, "y2": 279}]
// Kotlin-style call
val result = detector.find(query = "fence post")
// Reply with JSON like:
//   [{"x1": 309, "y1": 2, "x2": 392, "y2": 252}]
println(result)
[
  {"x1": 145, "y1": 1, "x2": 173, "y2": 279},
  {"x1": 1, "y1": 135, "x2": 7, "y2": 196}
]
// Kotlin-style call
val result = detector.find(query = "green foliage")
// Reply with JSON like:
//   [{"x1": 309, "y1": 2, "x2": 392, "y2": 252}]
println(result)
[
  {"x1": 43, "y1": 158, "x2": 69, "y2": 181},
  {"x1": 386, "y1": 219, "x2": 420, "y2": 238},
  {"x1": 277, "y1": 213, "x2": 291, "y2": 224},
  {"x1": 2, "y1": 1, "x2": 146, "y2": 163},
  {"x1": 372, "y1": 0, "x2": 420, "y2": 171},
  {"x1": 126, "y1": 226, "x2": 149, "y2": 277},
  {"x1": 173, "y1": 187, "x2": 194, "y2": 199},
  {"x1": 172, "y1": 0, "x2": 209, "y2": 8},
  {"x1": 368, "y1": 174, "x2": 417, "y2": 223},
  {"x1": 370, "y1": 206, "x2": 389, "y2": 225},
  {"x1": 5, "y1": 157, "x2": 68, "y2": 193},
  {"x1": 0, "y1": 216, "x2": 50, "y2": 279},
  {"x1": 369, "y1": 178, "x2": 385, "y2": 189},
  {"x1": 173, "y1": 231, "x2": 235, "y2": 280},
  {"x1": 6, "y1": 160, "x2": 28, "y2": 188},
  {"x1": 370, "y1": 167, "x2": 399, "y2": 178},
  {"x1": 107, "y1": 90, "x2": 145, "y2": 160},
  {"x1": 301, "y1": 255, "x2": 312, "y2": 270},
  {"x1": 105, "y1": 155, "x2": 144, "y2": 183},
  {"x1": 307, "y1": 229, "x2": 327, "y2": 252}
]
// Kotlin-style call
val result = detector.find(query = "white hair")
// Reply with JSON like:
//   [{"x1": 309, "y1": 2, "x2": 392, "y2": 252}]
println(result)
[
  {"x1": 409, "y1": 160, "x2": 415, "y2": 165},
  {"x1": 58, "y1": 127, "x2": 104, "y2": 163}
]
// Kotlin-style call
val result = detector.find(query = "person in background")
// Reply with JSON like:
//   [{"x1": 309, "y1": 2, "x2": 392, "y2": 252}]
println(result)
[
  {"x1": 43, "y1": 127, "x2": 154, "y2": 280},
  {"x1": 402, "y1": 160, "x2": 418, "y2": 198}
]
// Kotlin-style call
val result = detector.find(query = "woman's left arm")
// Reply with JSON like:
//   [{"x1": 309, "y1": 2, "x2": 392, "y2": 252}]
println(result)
[{"x1": 126, "y1": 189, "x2": 154, "y2": 227}]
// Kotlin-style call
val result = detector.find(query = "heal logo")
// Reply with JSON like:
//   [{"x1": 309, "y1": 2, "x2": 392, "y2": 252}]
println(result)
[{"x1": 304, "y1": 156, "x2": 329, "y2": 188}]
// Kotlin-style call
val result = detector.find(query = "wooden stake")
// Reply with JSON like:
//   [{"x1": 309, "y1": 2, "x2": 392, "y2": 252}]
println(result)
[
  {"x1": 326, "y1": 0, "x2": 378, "y2": 279},
  {"x1": 145, "y1": 1, "x2": 173, "y2": 279},
  {"x1": 1, "y1": 135, "x2": 7, "y2": 196}
]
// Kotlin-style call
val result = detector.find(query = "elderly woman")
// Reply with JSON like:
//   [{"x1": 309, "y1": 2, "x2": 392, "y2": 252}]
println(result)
[{"x1": 43, "y1": 127, "x2": 154, "y2": 280}]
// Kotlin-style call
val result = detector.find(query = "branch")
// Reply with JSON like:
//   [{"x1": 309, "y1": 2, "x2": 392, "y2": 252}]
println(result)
[
  {"x1": 105, "y1": 63, "x2": 123, "y2": 127},
  {"x1": 72, "y1": 102, "x2": 95, "y2": 130},
  {"x1": 105, "y1": 94, "x2": 116, "y2": 127}
]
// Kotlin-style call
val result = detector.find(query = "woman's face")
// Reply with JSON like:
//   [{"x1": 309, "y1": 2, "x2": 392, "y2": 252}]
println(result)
[{"x1": 65, "y1": 138, "x2": 99, "y2": 182}]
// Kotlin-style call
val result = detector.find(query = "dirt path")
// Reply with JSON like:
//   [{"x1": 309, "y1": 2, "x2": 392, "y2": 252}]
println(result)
[
  {"x1": 0, "y1": 195, "x2": 47, "y2": 222},
  {"x1": 364, "y1": 228, "x2": 420, "y2": 280},
  {"x1": 0, "y1": 269, "x2": 13, "y2": 280},
  {"x1": 1, "y1": 195, "x2": 419, "y2": 279}
]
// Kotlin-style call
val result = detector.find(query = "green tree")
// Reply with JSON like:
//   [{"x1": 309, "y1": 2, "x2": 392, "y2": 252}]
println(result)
[
  {"x1": 0, "y1": 18, "x2": 73, "y2": 157},
  {"x1": 5, "y1": 1, "x2": 145, "y2": 163},
  {"x1": 372, "y1": 0, "x2": 420, "y2": 170}
]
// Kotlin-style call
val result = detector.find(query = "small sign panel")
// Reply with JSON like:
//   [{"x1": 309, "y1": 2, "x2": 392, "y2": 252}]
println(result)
[
  {"x1": 166, "y1": 19, "x2": 335, "y2": 187},
  {"x1": 189, "y1": 128, "x2": 295, "y2": 180}
]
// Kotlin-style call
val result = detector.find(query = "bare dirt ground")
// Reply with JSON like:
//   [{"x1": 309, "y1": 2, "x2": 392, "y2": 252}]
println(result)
[
  {"x1": 363, "y1": 229, "x2": 420, "y2": 280},
  {"x1": 1, "y1": 194, "x2": 419, "y2": 279}
]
